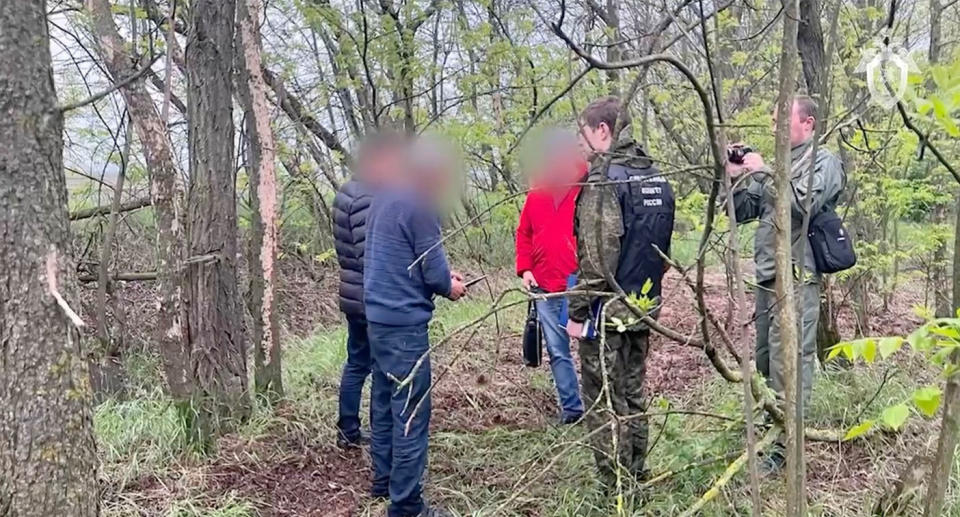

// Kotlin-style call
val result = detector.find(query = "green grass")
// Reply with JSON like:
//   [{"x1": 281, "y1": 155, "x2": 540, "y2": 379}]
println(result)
[
  {"x1": 96, "y1": 291, "x2": 960, "y2": 516},
  {"x1": 164, "y1": 495, "x2": 257, "y2": 517}
]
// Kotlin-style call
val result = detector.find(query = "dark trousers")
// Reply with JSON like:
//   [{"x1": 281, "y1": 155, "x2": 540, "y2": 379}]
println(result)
[
  {"x1": 369, "y1": 322, "x2": 431, "y2": 517},
  {"x1": 580, "y1": 331, "x2": 649, "y2": 487},
  {"x1": 337, "y1": 315, "x2": 371, "y2": 442}
]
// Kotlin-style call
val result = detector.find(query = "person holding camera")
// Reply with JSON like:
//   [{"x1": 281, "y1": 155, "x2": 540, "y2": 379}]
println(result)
[{"x1": 727, "y1": 94, "x2": 846, "y2": 471}]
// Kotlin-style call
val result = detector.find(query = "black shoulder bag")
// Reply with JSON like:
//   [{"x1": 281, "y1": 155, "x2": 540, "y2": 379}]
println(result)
[
  {"x1": 808, "y1": 207, "x2": 856, "y2": 274},
  {"x1": 522, "y1": 301, "x2": 542, "y2": 367}
]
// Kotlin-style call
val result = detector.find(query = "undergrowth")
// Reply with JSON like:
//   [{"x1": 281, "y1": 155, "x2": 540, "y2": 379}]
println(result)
[{"x1": 96, "y1": 288, "x2": 960, "y2": 516}]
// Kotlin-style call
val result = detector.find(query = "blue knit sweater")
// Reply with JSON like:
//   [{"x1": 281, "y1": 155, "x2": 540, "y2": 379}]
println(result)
[{"x1": 363, "y1": 188, "x2": 452, "y2": 326}]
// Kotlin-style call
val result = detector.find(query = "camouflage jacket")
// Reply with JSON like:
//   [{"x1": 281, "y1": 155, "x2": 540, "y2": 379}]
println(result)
[{"x1": 569, "y1": 137, "x2": 670, "y2": 333}]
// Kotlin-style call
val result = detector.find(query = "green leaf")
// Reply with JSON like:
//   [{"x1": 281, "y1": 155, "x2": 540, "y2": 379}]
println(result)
[
  {"x1": 640, "y1": 278, "x2": 653, "y2": 296},
  {"x1": 609, "y1": 317, "x2": 627, "y2": 333},
  {"x1": 912, "y1": 386, "x2": 942, "y2": 418},
  {"x1": 862, "y1": 339, "x2": 877, "y2": 363},
  {"x1": 844, "y1": 420, "x2": 874, "y2": 441},
  {"x1": 932, "y1": 95, "x2": 949, "y2": 120},
  {"x1": 878, "y1": 337, "x2": 903, "y2": 360},
  {"x1": 826, "y1": 343, "x2": 845, "y2": 361},
  {"x1": 881, "y1": 404, "x2": 910, "y2": 431},
  {"x1": 913, "y1": 305, "x2": 934, "y2": 321},
  {"x1": 929, "y1": 325, "x2": 960, "y2": 340}
]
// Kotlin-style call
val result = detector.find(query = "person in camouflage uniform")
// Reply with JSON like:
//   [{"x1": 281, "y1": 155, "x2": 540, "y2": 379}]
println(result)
[
  {"x1": 729, "y1": 94, "x2": 846, "y2": 470},
  {"x1": 566, "y1": 96, "x2": 675, "y2": 489}
]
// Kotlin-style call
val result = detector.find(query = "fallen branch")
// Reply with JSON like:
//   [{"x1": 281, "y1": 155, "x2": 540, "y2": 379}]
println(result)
[
  {"x1": 679, "y1": 425, "x2": 780, "y2": 517},
  {"x1": 69, "y1": 197, "x2": 151, "y2": 221}
]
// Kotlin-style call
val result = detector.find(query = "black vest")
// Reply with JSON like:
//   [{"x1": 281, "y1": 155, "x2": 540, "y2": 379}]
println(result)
[{"x1": 607, "y1": 163, "x2": 675, "y2": 300}]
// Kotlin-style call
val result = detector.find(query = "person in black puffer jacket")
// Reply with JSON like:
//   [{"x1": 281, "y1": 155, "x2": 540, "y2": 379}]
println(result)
[{"x1": 333, "y1": 132, "x2": 406, "y2": 448}]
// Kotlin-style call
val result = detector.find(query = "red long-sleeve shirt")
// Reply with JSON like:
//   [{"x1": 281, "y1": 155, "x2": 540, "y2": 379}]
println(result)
[{"x1": 515, "y1": 183, "x2": 582, "y2": 293}]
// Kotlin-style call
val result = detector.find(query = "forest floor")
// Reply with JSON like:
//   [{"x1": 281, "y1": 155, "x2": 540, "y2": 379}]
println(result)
[{"x1": 94, "y1": 266, "x2": 960, "y2": 516}]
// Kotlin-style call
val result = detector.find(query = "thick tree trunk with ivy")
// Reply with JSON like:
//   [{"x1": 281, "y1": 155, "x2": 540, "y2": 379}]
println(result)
[
  {"x1": 85, "y1": 0, "x2": 192, "y2": 401},
  {"x1": 237, "y1": 0, "x2": 283, "y2": 398},
  {"x1": 0, "y1": 2, "x2": 99, "y2": 514},
  {"x1": 185, "y1": 0, "x2": 248, "y2": 447}
]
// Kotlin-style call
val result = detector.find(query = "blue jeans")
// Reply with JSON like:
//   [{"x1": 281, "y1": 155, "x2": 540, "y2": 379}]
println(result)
[
  {"x1": 535, "y1": 288, "x2": 584, "y2": 420},
  {"x1": 337, "y1": 315, "x2": 371, "y2": 443},
  {"x1": 369, "y1": 323, "x2": 431, "y2": 517}
]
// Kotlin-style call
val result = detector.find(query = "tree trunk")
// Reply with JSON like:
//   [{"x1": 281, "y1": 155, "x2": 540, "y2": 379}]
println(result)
[
  {"x1": 797, "y1": 0, "x2": 824, "y2": 95},
  {"x1": 186, "y1": 0, "x2": 248, "y2": 448},
  {"x1": 954, "y1": 196, "x2": 960, "y2": 315},
  {"x1": 816, "y1": 280, "x2": 842, "y2": 363},
  {"x1": 237, "y1": 0, "x2": 283, "y2": 398},
  {"x1": 925, "y1": 0, "x2": 951, "y2": 318},
  {"x1": 772, "y1": 0, "x2": 803, "y2": 514},
  {"x1": 85, "y1": 0, "x2": 192, "y2": 401},
  {"x1": 925, "y1": 346, "x2": 960, "y2": 517},
  {"x1": 0, "y1": 2, "x2": 99, "y2": 514},
  {"x1": 605, "y1": 0, "x2": 621, "y2": 95}
]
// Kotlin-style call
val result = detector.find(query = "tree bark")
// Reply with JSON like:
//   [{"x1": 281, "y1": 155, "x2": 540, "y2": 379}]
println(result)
[
  {"x1": 0, "y1": 2, "x2": 99, "y2": 514},
  {"x1": 85, "y1": 0, "x2": 192, "y2": 401},
  {"x1": 605, "y1": 0, "x2": 622, "y2": 95},
  {"x1": 954, "y1": 198, "x2": 960, "y2": 315},
  {"x1": 926, "y1": 0, "x2": 951, "y2": 318},
  {"x1": 921, "y1": 1, "x2": 959, "y2": 511},
  {"x1": 185, "y1": 0, "x2": 248, "y2": 448},
  {"x1": 797, "y1": 0, "x2": 825, "y2": 95},
  {"x1": 772, "y1": 1, "x2": 803, "y2": 514},
  {"x1": 237, "y1": 0, "x2": 283, "y2": 398}
]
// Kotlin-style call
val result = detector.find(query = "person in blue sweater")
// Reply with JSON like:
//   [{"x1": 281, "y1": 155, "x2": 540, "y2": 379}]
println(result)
[{"x1": 364, "y1": 137, "x2": 466, "y2": 517}]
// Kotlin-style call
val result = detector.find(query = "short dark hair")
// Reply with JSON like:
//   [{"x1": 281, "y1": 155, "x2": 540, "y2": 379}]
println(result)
[
  {"x1": 793, "y1": 94, "x2": 818, "y2": 125},
  {"x1": 580, "y1": 96, "x2": 631, "y2": 133}
]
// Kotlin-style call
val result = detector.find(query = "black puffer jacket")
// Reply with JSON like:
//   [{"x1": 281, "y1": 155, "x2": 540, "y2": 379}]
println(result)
[{"x1": 333, "y1": 179, "x2": 373, "y2": 317}]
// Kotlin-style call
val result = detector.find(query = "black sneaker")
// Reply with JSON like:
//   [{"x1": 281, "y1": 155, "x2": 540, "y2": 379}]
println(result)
[
  {"x1": 559, "y1": 412, "x2": 583, "y2": 425},
  {"x1": 336, "y1": 430, "x2": 370, "y2": 449}
]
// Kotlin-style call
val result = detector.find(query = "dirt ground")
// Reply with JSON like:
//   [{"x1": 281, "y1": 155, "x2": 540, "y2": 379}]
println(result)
[{"x1": 99, "y1": 265, "x2": 933, "y2": 516}]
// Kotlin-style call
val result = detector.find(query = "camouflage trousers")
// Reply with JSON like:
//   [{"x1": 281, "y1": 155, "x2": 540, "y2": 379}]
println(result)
[{"x1": 580, "y1": 331, "x2": 649, "y2": 487}]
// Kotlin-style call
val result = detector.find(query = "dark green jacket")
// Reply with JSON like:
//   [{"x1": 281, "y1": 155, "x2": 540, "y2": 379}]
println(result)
[{"x1": 733, "y1": 139, "x2": 846, "y2": 282}]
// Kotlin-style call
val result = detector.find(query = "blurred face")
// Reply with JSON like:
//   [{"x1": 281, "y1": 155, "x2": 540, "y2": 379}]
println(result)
[
  {"x1": 577, "y1": 120, "x2": 612, "y2": 158},
  {"x1": 772, "y1": 101, "x2": 815, "y2": 147},
  {"x1": 531, "y1": 145, "x2": 583, "y2": 189},
  {"x1": 416, "y1": 163, "x2": 452, "y2": 201},
  {"x1": 357, "y1": 145, "x2": 404, "y2": 186},
  {"x1": 405, "y1": 139, "x2": 459, "y2": 206}
]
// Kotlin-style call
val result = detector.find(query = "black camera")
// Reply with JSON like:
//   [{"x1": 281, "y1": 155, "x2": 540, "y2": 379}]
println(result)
[{"x1": 727, "y1": 144, "x2": 753, "y2": 165}]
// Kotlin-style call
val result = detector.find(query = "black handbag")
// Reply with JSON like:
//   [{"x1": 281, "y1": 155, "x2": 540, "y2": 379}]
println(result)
[
  {"x1": 522, "y1": 301, "x2": 543, "y2": 367},
  {"x1": 808, "y1": 208, "x2": 857, "y2": 274}
]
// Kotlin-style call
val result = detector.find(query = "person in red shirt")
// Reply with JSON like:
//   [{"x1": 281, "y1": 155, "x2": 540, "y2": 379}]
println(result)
[{"x1": 516, "y1": 130, "x2": 587, "y2": 424}]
